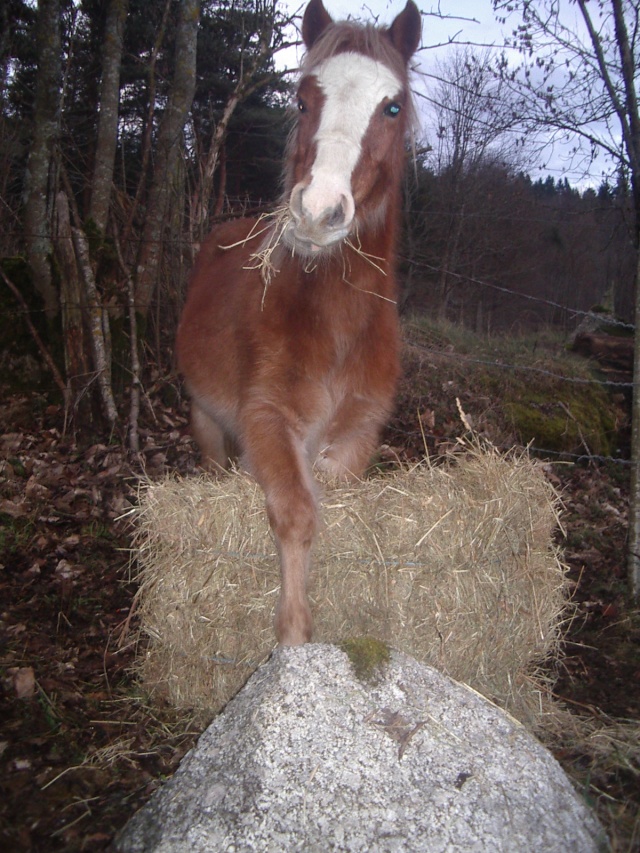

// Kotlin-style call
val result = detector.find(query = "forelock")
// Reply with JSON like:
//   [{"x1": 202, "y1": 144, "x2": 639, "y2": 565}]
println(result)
[{"x1": 301, "y1": 21, "x2": 409, "y2": 84}]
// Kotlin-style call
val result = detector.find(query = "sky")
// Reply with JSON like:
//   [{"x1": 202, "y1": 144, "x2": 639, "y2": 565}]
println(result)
[
  {"x1": 278, "y1": 1, "x2": 614, "y2": 188},
  {"x1": 279, "y1": 1, "x2": 506, "y2": 69},
  {"x1": 282, "y1": 0, "x2": 505, "y2": 49}
]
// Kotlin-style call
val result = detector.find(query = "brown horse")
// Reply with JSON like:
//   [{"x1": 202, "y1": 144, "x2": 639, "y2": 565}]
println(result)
[{"x1": 176, "y1": 0, "x2": 421, "y2": 645}]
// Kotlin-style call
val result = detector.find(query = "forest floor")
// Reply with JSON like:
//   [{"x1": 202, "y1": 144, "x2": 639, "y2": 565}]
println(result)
[{"x1": 1, "y1": 350, "x2": 639, "y2": 852}]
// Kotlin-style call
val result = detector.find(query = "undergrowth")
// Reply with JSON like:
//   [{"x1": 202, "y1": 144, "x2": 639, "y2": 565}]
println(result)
[{"x1": 399, "y1": 316, "x2": 624, "y2": 459}]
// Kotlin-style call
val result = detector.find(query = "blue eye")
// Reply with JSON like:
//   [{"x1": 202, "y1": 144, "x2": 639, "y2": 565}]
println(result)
[{"x1": 384, "y1": 102, "x2": 401, "y2": 117}]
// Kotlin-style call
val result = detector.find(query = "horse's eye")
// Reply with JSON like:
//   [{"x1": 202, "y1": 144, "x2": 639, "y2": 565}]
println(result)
[
  {"x1": 383, "y1": 102, "x2": 401, "y2": 117},
  {"x1": 297, "y1": 98, "x2": 307, "y2": 113}
]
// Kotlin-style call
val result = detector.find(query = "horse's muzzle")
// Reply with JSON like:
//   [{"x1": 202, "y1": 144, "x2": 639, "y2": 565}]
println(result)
[{"x1": 286, "y1": 181, "x2": 355, "y2": 255}]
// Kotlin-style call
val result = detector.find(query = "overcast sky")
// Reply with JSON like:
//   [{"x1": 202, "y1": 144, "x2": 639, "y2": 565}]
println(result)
[{"x1": 280, "y1": 1, "x2": 506, "y2": 67}]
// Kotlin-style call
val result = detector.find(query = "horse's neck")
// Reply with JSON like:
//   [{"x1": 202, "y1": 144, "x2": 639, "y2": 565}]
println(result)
[
  {"x1": 357, "y1": 214, "x2": 398, "y2": 263},
  {"x1": 349, "y1": 197, "x2": 401, "y2": 278}
]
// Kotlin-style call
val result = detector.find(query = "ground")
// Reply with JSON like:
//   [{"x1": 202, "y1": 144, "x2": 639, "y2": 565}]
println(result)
[{"x1": 0, "y1": 373, "x2": 639, "y2": 851}]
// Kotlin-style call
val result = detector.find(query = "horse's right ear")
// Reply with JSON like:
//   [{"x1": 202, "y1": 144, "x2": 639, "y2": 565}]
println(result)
[{"x1": 302, "y1": 0, "x2": 333, "y2": 49}]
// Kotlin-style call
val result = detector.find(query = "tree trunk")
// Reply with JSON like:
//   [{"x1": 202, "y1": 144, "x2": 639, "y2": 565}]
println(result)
[
  {"x1": 54, "y1": 191, "x2": 92, "y2": 426},
  {"x1": 628, "y1": 247, "x2": 640, "y2": 598},
  {"x1": 71, "y1": 227, "x2": 119, "y2": 429},
  {"x1": 606, "y1": 0, "x2": 640, "y2": 599},
  {"x1": 190, "y1": 91, "x2": 240, "y2": 243},
  {"x1": 121, "y1": 0, "x2": 172, "y2": 252},
  {"x1": 135, "y1": 0, "x2": 201, "y2": 317},
  {"x1": 89, "y1": 0, "x2": 129, "y2": 236},
  {"x1": 24, "y1": 0, "x2": 61, "y2": 320}
]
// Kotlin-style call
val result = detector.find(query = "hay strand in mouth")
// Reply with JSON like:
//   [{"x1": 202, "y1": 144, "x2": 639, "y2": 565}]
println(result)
[
  {"x1": 217, "y1": 212, "x2": 277, "y2": 251},
  {"x1": 344, "y1": 235, "x2": 388, "y2": 276},
  {"x1": 341, "y1": 231, "x2": 396, "y2": 303},
  {"x1": 218, "y1": 207, "x2": 292, "y2": 296},
  {"x1": 217, "y1": 209, "x2": 396, "y2": 305},
  {"x1": 342, "y1": 276, "x2": 397, "y2": 304}
]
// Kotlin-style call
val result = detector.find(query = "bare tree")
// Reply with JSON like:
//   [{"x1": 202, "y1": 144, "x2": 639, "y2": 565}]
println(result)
[
  {"x1": 412, "y1": 48, "x2": 524, "y2": 321},
  {"x1": 135, "y1": 0, "x2": 201, "y2": 318},
  {"x1": 189, "y1": 0, "x2": 296, "y2": 244},
  {"x1": 493, "y1": 0, "x2": 640, "y2": 596},
  {"x1": 89, "y1": 0, "x2": 129, "y2": 236},
  {"x1": 24, "y1": 0, "x2": 61, "y2": 319}
]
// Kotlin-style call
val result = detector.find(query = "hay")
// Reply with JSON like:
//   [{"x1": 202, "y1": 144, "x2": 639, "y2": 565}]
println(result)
[{"x1": 131, "y1": 442, "x2": 569, "y2": 727}]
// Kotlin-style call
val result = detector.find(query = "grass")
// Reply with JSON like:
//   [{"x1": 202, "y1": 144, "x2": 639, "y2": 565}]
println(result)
[{"x1": 399, "y1": 316, "x2": 623, "y2": 458}]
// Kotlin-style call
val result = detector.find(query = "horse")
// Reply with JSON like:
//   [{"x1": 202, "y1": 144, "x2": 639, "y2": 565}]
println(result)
[{"x1": 176, "y1": 0, "x2": 422, "y2": 645}]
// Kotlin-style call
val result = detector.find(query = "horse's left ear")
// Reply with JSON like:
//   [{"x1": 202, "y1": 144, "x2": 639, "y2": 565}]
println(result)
[
  {"x1": 387, "y1": 0, "x2": 422, "y2": 62},
  {"x1": 302, "y1": 0, "x2": 333, "y2": 49}
]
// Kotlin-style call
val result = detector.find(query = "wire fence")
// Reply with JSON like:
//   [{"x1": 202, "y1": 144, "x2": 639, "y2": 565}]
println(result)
[
  {"x1": 402, "y1": 257, "x2": 636, "y2": 332},
  {"x1": 396, "y1": 338, "x2": 632, "y2": 466},
  {"x1": 1, "y1": 240, "x2": 635, "y2": 468}
]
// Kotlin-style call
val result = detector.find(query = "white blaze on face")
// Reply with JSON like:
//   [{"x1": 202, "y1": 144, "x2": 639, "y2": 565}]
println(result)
[{"x1": 290, "y1": 52, "x2": 402, "y2": 249}]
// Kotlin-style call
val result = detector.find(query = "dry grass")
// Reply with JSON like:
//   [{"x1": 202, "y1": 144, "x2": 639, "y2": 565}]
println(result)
[
  {"x1": 131, "y1": 441, "x2": 569, "y2": 729},
  {"x1": 542, "y1": 709, "x2": 640, "y2": 850}
]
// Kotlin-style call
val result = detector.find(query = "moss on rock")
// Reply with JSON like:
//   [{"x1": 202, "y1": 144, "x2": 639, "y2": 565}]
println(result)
[{"x1": 340, "y1": 637, "x2": 391, "y2": 684}]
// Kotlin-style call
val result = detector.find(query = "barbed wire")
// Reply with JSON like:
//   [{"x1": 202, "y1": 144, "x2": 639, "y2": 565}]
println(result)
[
  {"x1": 402, "y1": 256, "x2": 636, "y2": 332},
  {"x1": 1, "y1": 241, "x2": 636, "y2": 334},
  {"x1": 1, "y1": 236, "x2": 635, "y2": 468},
  {"x1": 388, "y1": 421, "x2": 632, "y2": 468},
  {"x1": 403, "y1": 334, "x2": 634, "y2": 389},
  {"x1": 528, "y1": 448, "x2": 632, "y2": 466}
]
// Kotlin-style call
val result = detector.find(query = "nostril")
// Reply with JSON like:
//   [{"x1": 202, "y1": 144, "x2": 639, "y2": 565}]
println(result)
[
  {"x1": 288, "y1": 185, "x2": 355, "y2": 238},
  {"x1": 289, "y1": 183, "x2": 305, "y2": 223},
  {"x1": 340, "y1": 193, "x2": 355, "y2": 228},
  {"x1": 326, "y1": 202, "x2": 345, "y2": 229}
]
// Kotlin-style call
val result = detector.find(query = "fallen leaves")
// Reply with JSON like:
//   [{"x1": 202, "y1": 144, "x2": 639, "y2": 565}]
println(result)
[
  {"x1": 9, "y1": 667, "x2": 36, "y2": 699},
  {"x1": 0, "y1": 399, "x2": 199, "y2": 851}
]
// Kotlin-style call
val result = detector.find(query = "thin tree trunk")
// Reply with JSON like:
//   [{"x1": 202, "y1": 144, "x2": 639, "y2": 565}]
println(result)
[
  {"x1": 24, "y1": 0, "x2": 61, "y2": 320},
  {"x1": 121, "y1": 0, "x2": 171, "y2": 253},
  {"x1": 189, "y1": 8, "x2": 280, "y2": 243},
  {"x1": 54, "y1": 191, "x2": 91, "y2": 426},
  {"x1": 115, "y1": 232, "x2": 141, "y2": 454},
  {"x1": 135, "y1": 0, "x2": 201, "y2": 317},
  {"x1": 71, "y1": 227, "x2": 119, "y2": 429},
  {"x1": 628, "y1": 247, "x2": 640, "y2": 598},
  {"x1": 212, "y1": 143, "x2": 227, "y2": 219},
  {"x1": 190, "y1": 91, "x2": 240, "y2": 242},
  {"x1": 89, "y1": 0, "x2": 129, "y2": 235},
  {"x1": 0, "y1": 268, "x2": 67, "y2": 402},
  {"x1": 604, "y1": 0, "x2": 640, "y2": 599}
]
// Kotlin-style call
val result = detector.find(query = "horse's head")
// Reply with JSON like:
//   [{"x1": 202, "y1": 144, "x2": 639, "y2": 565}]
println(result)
[{"x1": 283, "y1": 0, "x2": 421, "y2": 258}]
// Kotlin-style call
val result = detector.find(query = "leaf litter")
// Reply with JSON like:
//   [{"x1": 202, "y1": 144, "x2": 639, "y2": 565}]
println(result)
[{"x1": 0, "y1": 380, "x2": 638, "y2": 851}]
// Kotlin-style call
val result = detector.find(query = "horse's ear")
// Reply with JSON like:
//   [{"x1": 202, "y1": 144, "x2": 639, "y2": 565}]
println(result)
[
  {"x1": 387, "y1": 1, "x2": 422, "y2": 62},
  {"x1": 302, "y1": 0, "x2": 333, "y2": 49}
]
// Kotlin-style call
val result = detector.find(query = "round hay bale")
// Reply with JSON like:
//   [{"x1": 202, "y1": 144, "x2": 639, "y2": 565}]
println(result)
[{"x1": 131, "y1": 443, "x2": 569, "y2": 727}]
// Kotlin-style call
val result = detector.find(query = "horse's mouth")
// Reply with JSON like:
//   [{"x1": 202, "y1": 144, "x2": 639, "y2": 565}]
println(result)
[{"x1": 282, "y1": 221, "x2": 350, "y2": 258}]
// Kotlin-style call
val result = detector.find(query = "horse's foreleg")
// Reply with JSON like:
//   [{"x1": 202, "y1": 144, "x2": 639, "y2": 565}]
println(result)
[
  {"x1": 316, "y1": 395, "x2": 390, "y2": 481},
  {"x1": 191, "y1": 399, "x2": 234, "y2": 473},
  {"x1": 243, "y1": 410, "x2": 317, "y2": 645}
]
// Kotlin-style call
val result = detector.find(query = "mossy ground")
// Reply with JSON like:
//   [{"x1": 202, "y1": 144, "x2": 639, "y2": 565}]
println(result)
[
  {"x1": 396, "y1": 317, "x2": 625, "y2": 459},
  {"x1": 503, "y1": 387, "x2": 616, "y2": 457}
]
